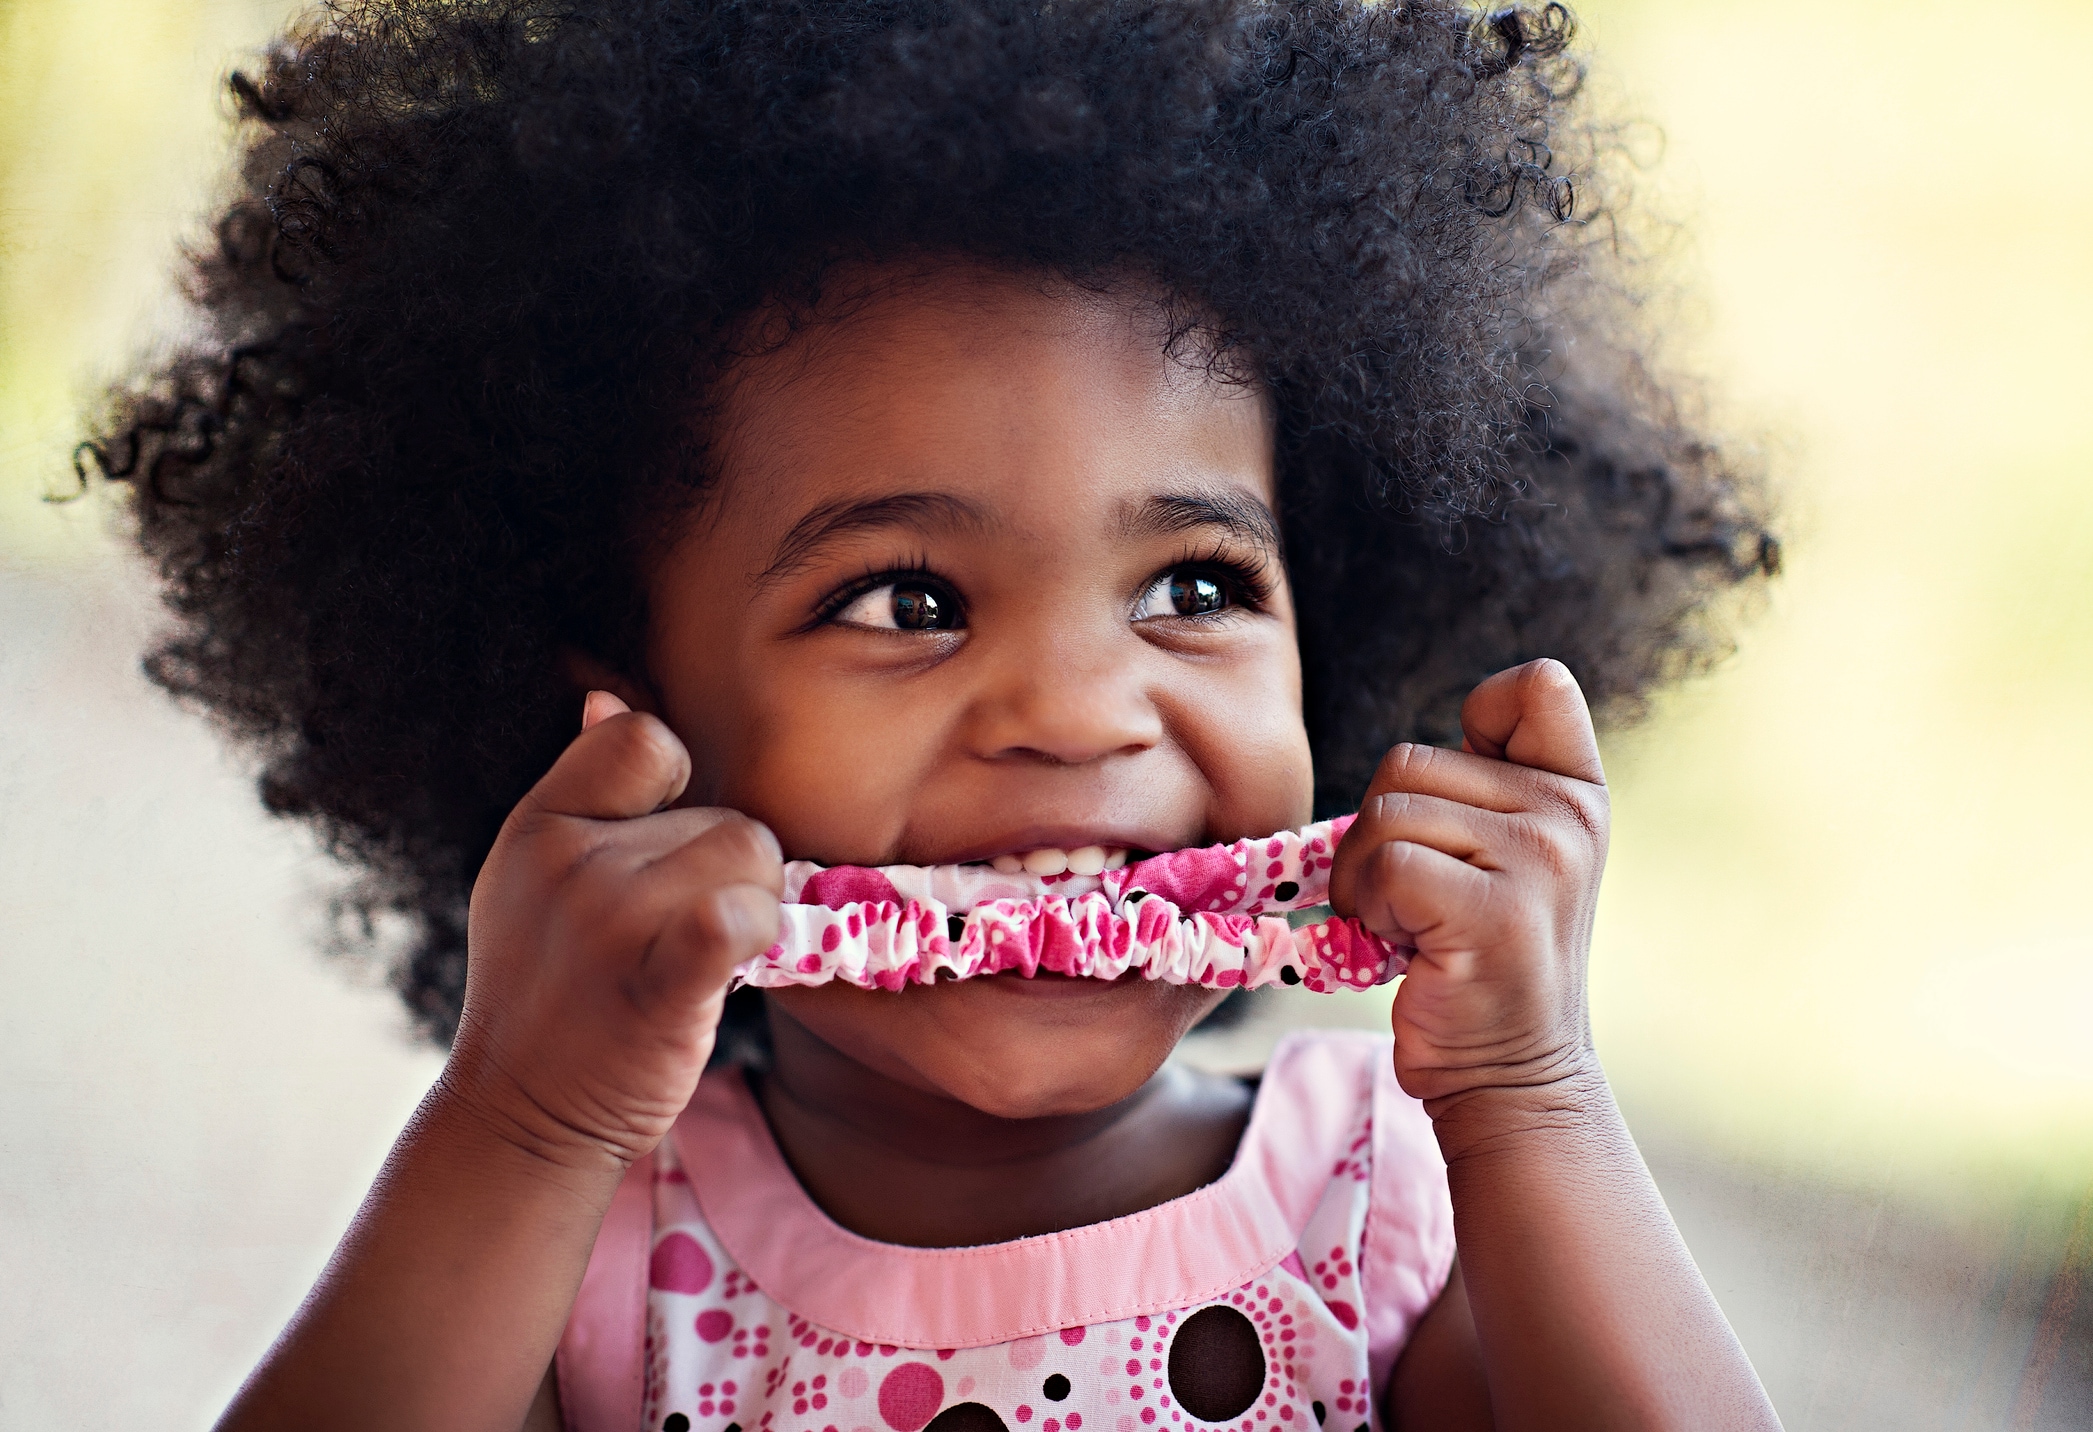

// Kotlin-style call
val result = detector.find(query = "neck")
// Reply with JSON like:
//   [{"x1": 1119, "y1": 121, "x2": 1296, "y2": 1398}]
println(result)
[{"x1": 753, "y1": 1005, "x2": 1253, "y2": 1247}]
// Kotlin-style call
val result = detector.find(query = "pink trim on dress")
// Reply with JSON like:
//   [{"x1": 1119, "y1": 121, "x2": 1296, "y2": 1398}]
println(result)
[
  {"x1": 554, "y1": 1153, "x2": 654, "y2": 1432},
  {"x1": 1361, "y1": 1045, "x2": 1456, "y2": 1387},
  {"x1": 553, "y1": 1030, "x2": 1459, "y2": 1431}
]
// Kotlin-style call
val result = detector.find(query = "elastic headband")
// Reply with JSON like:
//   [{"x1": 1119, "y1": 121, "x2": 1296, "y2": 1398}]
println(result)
[{"x1": 732, "y1": 816, "x2": 1411, "y2": 993}]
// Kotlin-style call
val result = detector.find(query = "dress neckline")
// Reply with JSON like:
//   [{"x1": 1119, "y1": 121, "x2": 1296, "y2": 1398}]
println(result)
[{"x1": 674, "y1": 1032, "x2": 1362, "y2": 1348}]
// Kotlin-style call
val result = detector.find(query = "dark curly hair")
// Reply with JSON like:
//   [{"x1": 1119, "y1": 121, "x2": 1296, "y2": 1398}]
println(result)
[{"x1": 83, "y1": 0, "x2": 1775, "y2": 1049}]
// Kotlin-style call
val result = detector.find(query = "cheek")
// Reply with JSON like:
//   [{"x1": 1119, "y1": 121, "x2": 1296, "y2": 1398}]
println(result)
[
  {"x1": 686, "y1": 669, "x2": 949, "y2": 848},
  {"x1": 1171, "y1": 638, "x2": 1315, "y2": 828}
]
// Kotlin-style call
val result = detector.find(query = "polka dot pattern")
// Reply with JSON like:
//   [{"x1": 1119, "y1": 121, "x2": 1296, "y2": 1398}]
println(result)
[
  {"x1": 779, "y1": 820, "x2": 1349, "y2": 919},
  {"x1": 736, "y1": 819, "x2": 1409, "y2": 994}
]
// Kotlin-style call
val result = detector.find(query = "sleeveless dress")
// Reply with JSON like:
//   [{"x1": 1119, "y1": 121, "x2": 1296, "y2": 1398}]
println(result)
[{"x1": 556, "y1": 1030, "x2": 1454, "y2": 1432}]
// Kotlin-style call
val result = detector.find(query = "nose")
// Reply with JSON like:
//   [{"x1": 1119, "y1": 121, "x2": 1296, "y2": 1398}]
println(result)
[{"x1": 962, "y1": 627, "x2": 1163, "y2": 766}]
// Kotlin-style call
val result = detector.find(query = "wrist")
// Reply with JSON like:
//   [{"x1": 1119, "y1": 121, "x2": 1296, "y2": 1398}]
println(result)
[
  {"x1": 1418, "y1": 1054, "x2": 1618, "y2": 1168},
  {"x1": 423, "y1": 1056, "x2": 642, "y2": 1203}
]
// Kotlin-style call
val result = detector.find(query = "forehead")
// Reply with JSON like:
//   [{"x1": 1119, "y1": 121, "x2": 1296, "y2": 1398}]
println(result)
[{"x1": 703, "y1": 267, "x2": 1276, "y2": 552}]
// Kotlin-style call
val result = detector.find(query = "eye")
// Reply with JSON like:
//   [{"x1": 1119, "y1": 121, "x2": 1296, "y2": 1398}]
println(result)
[
  {"x1": 1133, "y1": 568, "x2": 1231, "y2": 621},
  {"x1": 832, "y1": 580, "x2": 962, "y2": 631}
]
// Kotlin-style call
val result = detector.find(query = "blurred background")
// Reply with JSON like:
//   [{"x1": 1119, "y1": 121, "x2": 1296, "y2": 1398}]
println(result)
[{"x1": 2, "y1": 0, "x2": 2088, "y2": 1426}]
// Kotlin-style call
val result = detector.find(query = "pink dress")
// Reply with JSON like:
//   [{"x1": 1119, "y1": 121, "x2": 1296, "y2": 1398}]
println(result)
[{"x1": 556, "y1": 1030, "x2": 1454, "y2": 1432}]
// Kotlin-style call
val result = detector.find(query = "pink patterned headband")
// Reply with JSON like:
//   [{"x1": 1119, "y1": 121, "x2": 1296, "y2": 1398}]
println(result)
[{"x1": 732, "y1": 816, "x2": 1412, "y2": 994}]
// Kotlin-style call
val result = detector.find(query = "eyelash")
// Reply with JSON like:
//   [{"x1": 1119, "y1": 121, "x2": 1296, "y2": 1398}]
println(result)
[
  {"x1": 1154, "y1": 543, "x2": 1277, "y2": 616},
  {"x1": 811, "y1": 554, "x2": 956, "y2": 626},
  {"x1": 807, "y1": 544, "x2": 1277, "y2": 627}
]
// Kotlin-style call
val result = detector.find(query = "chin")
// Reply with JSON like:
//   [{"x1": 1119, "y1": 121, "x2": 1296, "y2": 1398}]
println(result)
[
  {"x1": 768, "y1": 974, "x2": 1224, "y2": 1119},
  {"x1": 924, "y1": 1034, "x2": 1170, "y2": 1120}
]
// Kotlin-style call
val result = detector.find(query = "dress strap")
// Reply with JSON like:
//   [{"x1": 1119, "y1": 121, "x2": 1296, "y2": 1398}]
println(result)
[
  {"x1": 1360, "y1": 1045, "x2": 1456, "y2": 1391},
  {"x1": 556, "y1": 1150, "x2": 655, "y2": 1432}
]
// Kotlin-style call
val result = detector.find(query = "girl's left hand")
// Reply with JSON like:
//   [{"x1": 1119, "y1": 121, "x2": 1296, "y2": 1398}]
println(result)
[
  {"x1": 1343, "y1": 663, "x2": 1783, "y2": 1428},
  {"x1": 1328, "y1": 658, "x2": 1609, "y2": 1124}
]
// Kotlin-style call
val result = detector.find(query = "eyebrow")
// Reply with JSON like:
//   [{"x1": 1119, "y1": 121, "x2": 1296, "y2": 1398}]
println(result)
[
  {"x1": 757, "y1": 491, "x2": 992, "y2": 587},
  {"x1": 1118, "y1": 489, "x2": 1284, "y2": 559}
]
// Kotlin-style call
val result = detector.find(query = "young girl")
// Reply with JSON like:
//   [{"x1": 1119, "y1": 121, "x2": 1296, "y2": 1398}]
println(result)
[{"x1": 89, "y1": 0, "x2": 1783, "y2": 1427}]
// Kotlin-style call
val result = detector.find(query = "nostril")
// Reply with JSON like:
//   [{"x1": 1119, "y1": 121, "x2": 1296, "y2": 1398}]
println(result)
[
  {"x1": 1003, "y1": 745, "x2": 1079, "y2": 767},
  {"x1": 966, "y1": 673, "x2": 1166, "y2": 768}
]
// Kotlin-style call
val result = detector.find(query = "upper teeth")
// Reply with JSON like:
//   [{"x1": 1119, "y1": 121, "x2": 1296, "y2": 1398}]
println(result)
[{"x1": 989, "y1": 846, "x2": 1128, "y2": 876}]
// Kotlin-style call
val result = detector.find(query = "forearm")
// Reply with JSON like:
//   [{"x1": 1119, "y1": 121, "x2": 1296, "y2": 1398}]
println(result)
[
  {"x1": 216, "y1": 1078, "x2": 625, "y2": 1432},
  {"x1": 1432, "y1": 1064, "x2": 1777, "y2": 1431}
]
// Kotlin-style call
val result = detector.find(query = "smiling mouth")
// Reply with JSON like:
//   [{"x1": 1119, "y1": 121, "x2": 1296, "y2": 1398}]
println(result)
[{"x1": 979, "y1": 845, "x2": 1135, "y2": 877}]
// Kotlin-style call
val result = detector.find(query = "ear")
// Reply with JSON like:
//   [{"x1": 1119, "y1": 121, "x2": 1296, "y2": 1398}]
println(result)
[{"x1": 558, "y1": 645, "x2": 662, "y2": 719}]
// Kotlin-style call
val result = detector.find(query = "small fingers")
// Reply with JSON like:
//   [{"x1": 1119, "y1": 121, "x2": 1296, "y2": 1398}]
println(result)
[
  {"x1": 1354, "y1": 740, "x2": 1556, "y2": 816},
  {"x1": 1346, "y1": 839, "x2": 1493, "y2": 946},
  {"x1": 636, "y1": 810, "x2": 785, "y2": 898},
  {"x1": 1329, "y1": 790, "x2": 1507, "y2": 915},
  {"x1": 630, "y1": 879, "x2": 783, "y2": 1020},
  {"x1": 618, "y1": 813, "x2": 785, "y2": 1016},
  {"x1": 1458, "y1": 659, "x2": 1604, "y2": 786}
]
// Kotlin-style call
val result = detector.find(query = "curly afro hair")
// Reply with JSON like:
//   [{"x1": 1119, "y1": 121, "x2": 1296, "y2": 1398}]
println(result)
[{"x1": 86, "y1": 0, "x2": 1775, "y2": 1047}]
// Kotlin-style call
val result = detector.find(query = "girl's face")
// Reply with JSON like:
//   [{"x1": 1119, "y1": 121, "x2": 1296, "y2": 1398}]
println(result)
[{"x1": 639, "y1": 265, "x2": 1313, "y2": 1119}]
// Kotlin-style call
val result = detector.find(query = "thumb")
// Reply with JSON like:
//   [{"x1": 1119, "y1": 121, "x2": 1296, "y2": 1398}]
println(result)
[
  {"x1": 1458, "y1": 659, "x2": 1604, "y2": 785},
  {"x1": 519, "y1": 694, "x2": 692, "y2": 823}
]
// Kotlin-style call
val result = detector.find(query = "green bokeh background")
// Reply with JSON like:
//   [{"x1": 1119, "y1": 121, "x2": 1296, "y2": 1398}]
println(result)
[{"x1": 2, "y1": 0, "x2": 2088, "y2": 1417}]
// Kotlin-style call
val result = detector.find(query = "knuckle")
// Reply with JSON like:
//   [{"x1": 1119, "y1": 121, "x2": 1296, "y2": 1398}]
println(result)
[
  {"x1": 708, "y1": 812, "x2": 784, "y2": 870},
  {"x1": 507, "y1": 815, "x2": 585, "y2": 882},
  {"x1": 690, "y1": 887, "x2": 749, "y2": 946},
  {"x1": 659, "y1": 892, "x2": 735, "y2": 965},
  {"x1": 1515, "y1": 814, "x2": 1578, "y2": 873},
  {"x1": 686, "y1": 884, "x2": 767, "y2": 951},
  {"x1": 1553, "y1": 782, "x2": 1609, "y2": 842},
  {"x1": 677, "y1": 893, "x2": 735, "y2": 952},
  {"x1": 1371, "y1": 838, "x2": 1419, "y2": 879},
  {"x1": 1374, "y1": 741, "x2": 1435, "y2": 788},
  {"x1": 608, "y1": 712, "x2": 684, "y2": 780},
  {"x1": 548, "y1": 823, "x2": 619, "y2": 884},
  {"x1": 673, "y1": 816, "x2": 783, "y2": 893},
  {"x1": 1367, "y1": 789, "x2": 1416, "y2": 826}
]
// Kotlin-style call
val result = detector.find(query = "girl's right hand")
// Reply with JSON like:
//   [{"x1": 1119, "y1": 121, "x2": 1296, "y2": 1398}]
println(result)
[{"x1": 445, "y1": 690, "x2": 783, "y2": 1176}]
